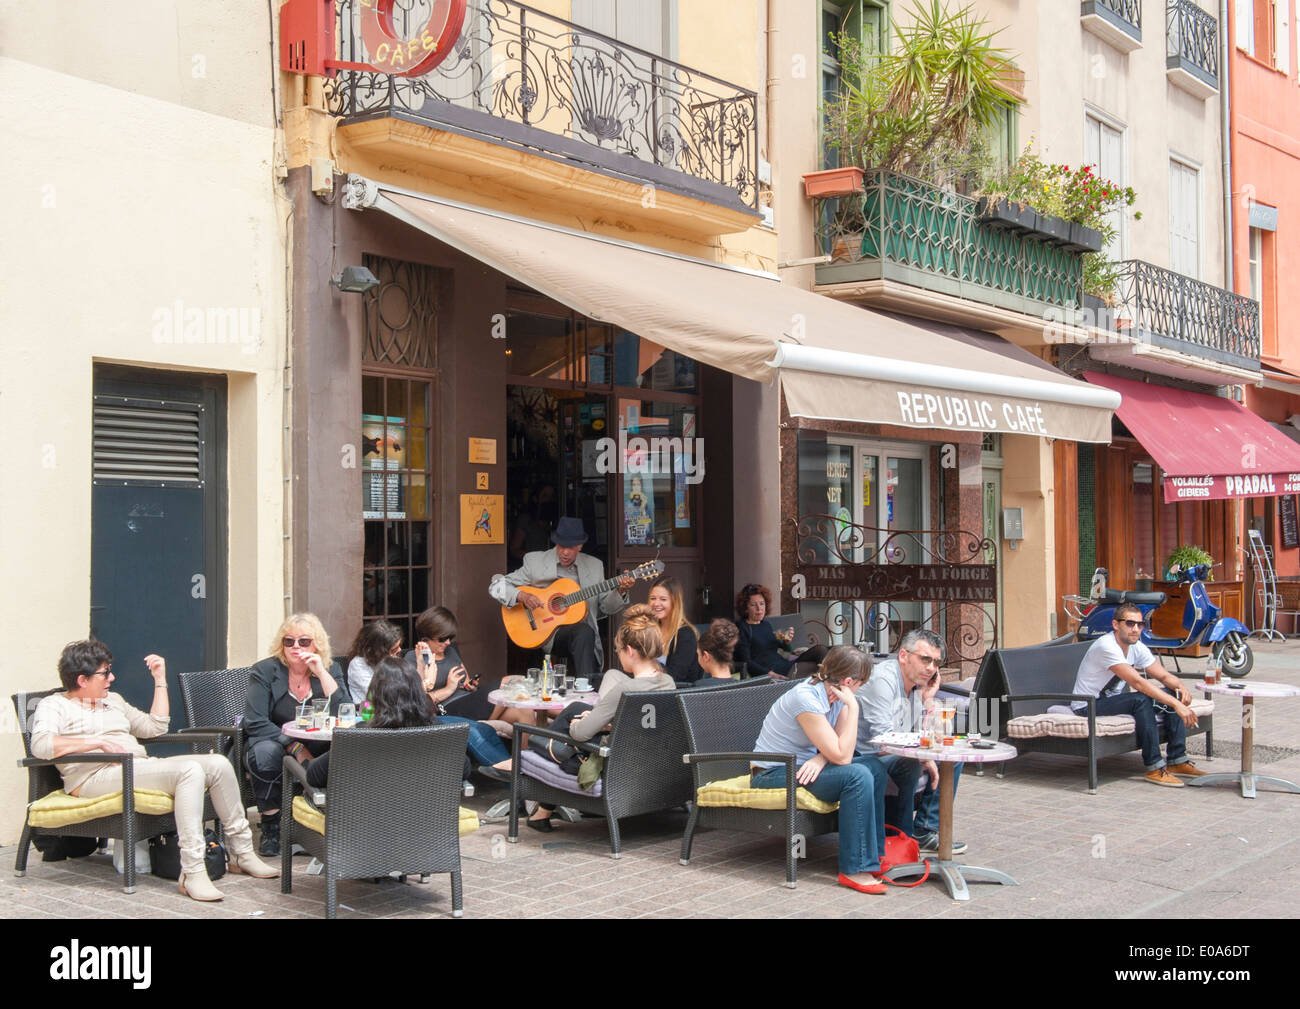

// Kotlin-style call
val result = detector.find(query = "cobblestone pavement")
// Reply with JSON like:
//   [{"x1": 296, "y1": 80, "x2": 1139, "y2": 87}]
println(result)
[{"x1": 4, "y1": 642, "x2": 1299, "y2": 920}]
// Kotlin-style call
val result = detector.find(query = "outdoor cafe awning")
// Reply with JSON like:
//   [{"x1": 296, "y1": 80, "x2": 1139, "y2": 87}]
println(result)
[
  {"x1": 348, "y1": 176, "x2": 1120, "y2": 442},
  {"x1": 1085, "y1": 371, "x2": 1300, "y2": 502}
]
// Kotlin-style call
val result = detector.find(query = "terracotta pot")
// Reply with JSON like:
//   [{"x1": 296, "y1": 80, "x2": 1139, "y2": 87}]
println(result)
[{"x1": 803, "y1": 166, "x2": 865, "y2": 199}]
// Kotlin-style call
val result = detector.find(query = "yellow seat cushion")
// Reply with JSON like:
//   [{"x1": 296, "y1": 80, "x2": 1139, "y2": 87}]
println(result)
[
  {"x1": 28, "y1": 788, "x2": 174, "y2": 829},
  {"x1": 695, "y1": 774, "x2": 839, "y2": 814},
  {"x1": 292, "y1": 795, "x2": 324, "y2": 835},
  {"x1": 291, "y1": 795, "x2": 480, "y2": 837}
]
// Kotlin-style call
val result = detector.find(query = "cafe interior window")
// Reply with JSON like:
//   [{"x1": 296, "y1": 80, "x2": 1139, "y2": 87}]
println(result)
[
  {"x1": 362, "y1": 373, "x2": 434, "y2": 645},
  {"x1": 617, "y1": 398, "x2": 700, "y2": 549}
]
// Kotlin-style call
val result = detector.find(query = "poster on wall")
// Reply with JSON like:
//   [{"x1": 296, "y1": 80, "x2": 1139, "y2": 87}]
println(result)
[
  {"x1": 1281, "y1": 495, "x2": 1299, "y2": 549},
  {"x1": 625, "y1": 475, "x2": 654, "y2": 545},
  {"x1": 460, "y1": 494, "x2": 504, "y2": 544},
  {"x1": 363, "y1": 414, "x2": 406, "y2": 519}
]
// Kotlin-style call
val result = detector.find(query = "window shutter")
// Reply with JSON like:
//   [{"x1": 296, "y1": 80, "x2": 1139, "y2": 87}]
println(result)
[
  {"x1": 92, "y1": 396, "x2": 203, "y2": 485},
  {"x1": 1237, "y1": 0, "x2": 1256, "y2": 53},
  {"x1": 1168, "y1": 160, "x2": 1200, "y2": 279},
  {"x1": 1276, "y1": 0, "x2": 1291, "y2": 73}
]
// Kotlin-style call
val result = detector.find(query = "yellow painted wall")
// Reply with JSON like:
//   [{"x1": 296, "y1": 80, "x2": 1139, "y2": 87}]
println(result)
[
  {"x1": 1000, "y1": 434, "x2": 1056, "y2": 645},
  {"x1": 0, "y1": 3, "x2": 288, "y2": 844}
]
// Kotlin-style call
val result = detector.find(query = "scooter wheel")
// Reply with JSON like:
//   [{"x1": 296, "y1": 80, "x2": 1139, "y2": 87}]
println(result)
[{"x1": 1212, "y1": 634, "x2": 1253, "y2": 678}]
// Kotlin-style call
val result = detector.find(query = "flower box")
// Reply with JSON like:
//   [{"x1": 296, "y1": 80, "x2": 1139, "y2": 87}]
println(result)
[
  {"x1": 1061, "y1": 221, "x2": 1105, "y2": 253},
  {"x1": 975, "y1": 197, "x2": 1037, "y2": 232},
  {"x1": 802, "y1": 167, "x2": 866, "y2": 199},
  {"x1": 1029, "y1": 213, "x2": 1071, "y2": 245}
]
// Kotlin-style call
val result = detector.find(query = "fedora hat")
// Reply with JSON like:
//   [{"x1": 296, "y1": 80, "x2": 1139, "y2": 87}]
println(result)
[{"x1": 550, "y1": 517, "x2": 588, "y2": 547}]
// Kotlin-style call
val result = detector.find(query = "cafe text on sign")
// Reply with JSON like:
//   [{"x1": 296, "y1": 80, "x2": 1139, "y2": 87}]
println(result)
[
  {"x1": 796, "y1": 564, "x2": 997, "y2": 603},
  {"x1": 360, "y1": 0, "x2": 468, "y2": 75}
]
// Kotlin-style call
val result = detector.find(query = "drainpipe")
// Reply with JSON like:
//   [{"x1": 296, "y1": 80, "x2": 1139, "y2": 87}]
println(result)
[{"x1": 1221, "y1": 0, "x2": 1234, "y2": 290}]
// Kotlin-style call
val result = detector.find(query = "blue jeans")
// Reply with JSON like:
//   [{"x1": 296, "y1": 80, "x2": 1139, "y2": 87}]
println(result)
[
  {"x1": 877, "y1": 754, "x2": 962, "y2": 836},
  {"x1": 751, "y1": 755, "x2": 887, "y2": 875},
  {"x1": 1091, "y1": 693, "x2": 1185, "y2": 770},
  {"x1": 439, "y1": 716, "x2": 511, "y2": 767}
]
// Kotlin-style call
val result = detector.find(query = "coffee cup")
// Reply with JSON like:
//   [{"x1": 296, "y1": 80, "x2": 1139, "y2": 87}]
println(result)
[{"x1": 574, "y1": 678, "x2": 592, "y2": 692}]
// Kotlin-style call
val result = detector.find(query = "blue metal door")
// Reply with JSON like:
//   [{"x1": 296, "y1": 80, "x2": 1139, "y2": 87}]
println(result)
[{"x1": 90, "y1": 369, "x2": 226, "y2": 716}]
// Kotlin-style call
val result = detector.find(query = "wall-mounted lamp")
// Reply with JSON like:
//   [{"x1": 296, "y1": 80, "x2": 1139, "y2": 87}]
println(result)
[
  {"x1": 1002, "y1": 507, "x2": 1024, "y2": 550},
  {"x1": 330, "y1": 265, "x2": 380, "y2": 294}
]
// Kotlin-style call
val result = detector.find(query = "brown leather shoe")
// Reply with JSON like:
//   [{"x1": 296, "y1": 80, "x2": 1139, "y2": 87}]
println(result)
[
  {"x1": 1144, "y1": 768, "x2": 1186, "y2": 788},
  {"x1": 1167, "y1": 761, "x2": 1208, "y2": 778}
]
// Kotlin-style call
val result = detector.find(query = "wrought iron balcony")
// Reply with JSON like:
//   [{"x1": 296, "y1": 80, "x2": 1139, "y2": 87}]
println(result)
[
  {"x1": 324, "y1": 0, "x2": 758, "y2": 213},
  {"x1": 1080, "y1": 0, "x2": 1142, "y2": 53},
  {"x1": 1107, "y1": 260, "x2": 1259, "y2": 369},
  {"x1": 814, "y1": 169, "x2": 1085, "y2": 315},
  {"x1": 1166, "y1": 0, "x2": 1219, "y2": 98}
]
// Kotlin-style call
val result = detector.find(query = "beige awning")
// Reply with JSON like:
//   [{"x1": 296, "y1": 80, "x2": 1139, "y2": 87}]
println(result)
[{"x1": 354, "y1": 178, "x2": 1118, "y2": 442}]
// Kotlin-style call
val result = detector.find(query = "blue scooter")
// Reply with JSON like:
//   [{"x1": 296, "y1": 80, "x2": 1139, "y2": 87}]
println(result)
[{"x1": 1068, "y1": 565, "x2": 1253, "y2": 676}]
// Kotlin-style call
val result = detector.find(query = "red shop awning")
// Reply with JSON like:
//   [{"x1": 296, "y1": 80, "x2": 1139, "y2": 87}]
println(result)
[{"x1": 1085, "y1": 371, "x2": 1300, "y2": 503}]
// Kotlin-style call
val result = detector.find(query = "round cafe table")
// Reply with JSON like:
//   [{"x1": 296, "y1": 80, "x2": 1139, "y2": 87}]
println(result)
[
  {"x1": 487, "y1": 687, "x2": 598, "y2": 727},
  {"x1": 875, "y1": 738, "x2": 1019, "y2": 902},
  {"x1": 1190, "y1": 680, "x2": 1300, "y2": 799},
  {"x1": 282, "y1": 720, "x2": 343, "y2": 743}
]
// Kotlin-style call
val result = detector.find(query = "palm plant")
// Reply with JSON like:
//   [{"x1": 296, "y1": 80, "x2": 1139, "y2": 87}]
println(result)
[{"x1": 825, "y1": 0, "x2": 1016, "y2": 186}]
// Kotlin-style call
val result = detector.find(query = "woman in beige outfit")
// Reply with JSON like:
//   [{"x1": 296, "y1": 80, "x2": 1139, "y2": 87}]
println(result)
[{"x1": 30, "y1": 639, "x2": 279, "y2": 902}]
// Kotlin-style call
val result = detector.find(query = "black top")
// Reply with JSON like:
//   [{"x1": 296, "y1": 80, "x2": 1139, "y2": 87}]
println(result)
[
  {"x1": 243, "y1": 655, "x2": 347, "y2": 748},
  {"x1": 660, "y1": 623, "x2": 704, "y2": 683},
  {"x1": 734, "y1": 620, "x2": 793, "y2": 677}
]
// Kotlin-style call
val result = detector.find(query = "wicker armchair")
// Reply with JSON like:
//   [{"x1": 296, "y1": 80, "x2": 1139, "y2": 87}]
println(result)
[
  {"x1": 677, "y1": 679, "x2": 839, "y2": 888},
  {"x1": 12, "y1": 688, "x2": 231, "y2": 894},
  {"x1": 177, "y1": 667, "x2": 257, "y2": 811},
  {"x1": 279, "y1": 721, "x2": 471, "y2": 919},
  {"x1": 506, "y1": 689, "x2": 694, "y2": 858}
]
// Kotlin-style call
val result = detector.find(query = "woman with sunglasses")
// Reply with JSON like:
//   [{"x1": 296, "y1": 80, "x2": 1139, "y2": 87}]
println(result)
[
  {"x1": 406, "y1": 606, "x2": 514, "y2": 771},
  {"x1": 31, "y1": 640, "x2": 280, "y2": 902},
  {"x1": 243, "y1": 613, "x2": 347, "y2": 856}
]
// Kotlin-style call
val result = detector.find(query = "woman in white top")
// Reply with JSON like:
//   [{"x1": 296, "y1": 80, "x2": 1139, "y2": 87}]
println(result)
[
  {"x1": 346, "y1": 619, "x2": 402, "y2": 705},
  {"x1": 30, "y1": 639, "x2": 279, "y2": 903}
]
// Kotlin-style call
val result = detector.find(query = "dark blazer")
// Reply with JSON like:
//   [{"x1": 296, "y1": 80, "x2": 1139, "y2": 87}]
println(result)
[
  {"x1": 663, "y1": 623, "x2": 704, "y2": 684},
  {"x1": 243, "y1": 655, "x2": 347, "y2": 748}
]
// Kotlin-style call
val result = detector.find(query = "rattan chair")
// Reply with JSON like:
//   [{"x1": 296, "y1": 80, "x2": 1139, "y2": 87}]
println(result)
[
  {"x1": 677, "y1": 678, "x2": 839, "y2": 888},
  {"x1": 506, "y1": 689, "x2": 694, "y2": 858},
  {"x1": 12, "y1": 688, "x2": 231, "y2": 894},
  {"x1": 279, "y1": 721, "x2": 470, "y2": 919},
  {"x1": 177, "y1": 667, "x2": 257, "y2": 811}
]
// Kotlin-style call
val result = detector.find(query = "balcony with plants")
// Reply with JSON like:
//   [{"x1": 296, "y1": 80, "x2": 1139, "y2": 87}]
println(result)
[
  {"x1": 808, "y1": 2, "x2": 1110, "y2": 319},
  {"x1": 319, "y1": 0, "x2": 758, "y2": 227}
]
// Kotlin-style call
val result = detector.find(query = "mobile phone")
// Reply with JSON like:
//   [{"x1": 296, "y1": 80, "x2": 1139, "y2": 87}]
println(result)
[{"x1": 1228, "y1": 682, "x2": 1245, "y2": 689}]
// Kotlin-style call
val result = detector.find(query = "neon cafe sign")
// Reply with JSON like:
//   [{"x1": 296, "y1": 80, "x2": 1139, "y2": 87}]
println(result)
[{"x1": 280, "y1": 0, "x2": 469, "y2": 77}]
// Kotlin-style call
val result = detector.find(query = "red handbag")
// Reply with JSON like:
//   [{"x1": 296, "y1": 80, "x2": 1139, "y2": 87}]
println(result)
[{"x1": 878, "y1": 825, "x2": 930, "y2": 887}]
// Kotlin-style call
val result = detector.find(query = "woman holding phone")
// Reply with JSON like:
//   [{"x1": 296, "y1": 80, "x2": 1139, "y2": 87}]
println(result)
[{"x1": 406, "y1": 606, "x2": 512, "y2": 770}]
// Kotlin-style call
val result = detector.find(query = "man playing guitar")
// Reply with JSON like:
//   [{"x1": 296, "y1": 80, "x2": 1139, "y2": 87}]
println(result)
[{"x1": 489, "y1": 517, "x2": 634, "y2": 684}]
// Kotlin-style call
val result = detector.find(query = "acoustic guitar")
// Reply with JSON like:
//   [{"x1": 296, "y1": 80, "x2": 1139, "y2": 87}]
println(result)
[{"x1": 500, "y1": 560, "x2": 665, "y2": 649}]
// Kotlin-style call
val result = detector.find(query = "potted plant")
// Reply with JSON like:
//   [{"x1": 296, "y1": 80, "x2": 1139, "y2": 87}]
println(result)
[
  {"x1": 974, "y1": 194, "x2": 1038, "y2": 232},
  {"x1": 1165, "y1": 545, "x2": 1214, "y2": 582},
  {"x1": 821, "y1": 1, "x2": 1017, "y2": 191},
  {"x1": 803, "y1": 166, "x2": 865, "y2": 199}
]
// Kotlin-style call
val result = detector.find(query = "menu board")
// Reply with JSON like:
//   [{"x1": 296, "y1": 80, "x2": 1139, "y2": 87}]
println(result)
[{"x1": 1281, "y1": 495, "x2": 1299, "y2": 549}]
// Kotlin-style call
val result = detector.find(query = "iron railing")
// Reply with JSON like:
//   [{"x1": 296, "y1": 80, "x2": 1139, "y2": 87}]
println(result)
[
  {"x1": 1084, "y1": 0, "x2": 1142, "y2": 35},
  {"x1": 1166, "y1": 0, "x2": 1219, "y2": 85},
  {"x1": 1111, "y1": 259, "x2": 1259, "y2": 367},
  {"x1": 815, "y1": 169, "x2": 1085, "y2": 311},
  {"x1": 324, "y1": 0, "x2": 758, "y2": 211}
]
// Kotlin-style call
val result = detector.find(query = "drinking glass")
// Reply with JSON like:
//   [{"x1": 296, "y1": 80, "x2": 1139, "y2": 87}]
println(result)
[
  {"x1": 295, "y1": 699, "x2": 312, "y2": 728},
  {"x1": 552, "y1": 664, "x2": 568, "y2": 697},
  {"x1": 311, "y1": 697, "x2": 329, "y2": 728},
  {"x1": 338, "y1": 703, "x2": 356, "y2": 728},
  {"x1": 526, "y1": 668, "x2": 542, "y2": 697}
]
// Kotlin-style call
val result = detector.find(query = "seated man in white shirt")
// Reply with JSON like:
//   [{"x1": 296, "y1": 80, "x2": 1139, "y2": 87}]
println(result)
[{"x1": 1071, "y1": 601, "x2": 1206, "y2": 787}]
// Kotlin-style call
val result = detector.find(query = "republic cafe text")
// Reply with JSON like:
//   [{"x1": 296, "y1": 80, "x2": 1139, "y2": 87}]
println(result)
[{"x1": 896, "y1": 391, "x2": 1050, "y2": 435}]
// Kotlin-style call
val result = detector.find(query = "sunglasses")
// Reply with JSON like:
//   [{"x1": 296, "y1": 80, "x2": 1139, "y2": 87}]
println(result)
[
  {"x1": 92, "y1": 666, "x2": 113, "y2": 677},
  {"x1": 1117, "y1": 619, "x2": 1145, "y2": 629},
  {"x1": 282, "y1": 636, "x2": 315, "y2": 649},
  {"x1": 437, "y1": 634, "x2": 456, "y2": 644}
]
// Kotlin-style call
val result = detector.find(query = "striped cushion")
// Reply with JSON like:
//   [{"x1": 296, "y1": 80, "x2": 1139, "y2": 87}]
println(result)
[
  {"x1": 695, "y1": 774, "x2": 838, "y2": 814},
  {"x1": 28, "y1": 788, "x2": 174, "y2": 828},
  {"x1": 1008, "y1": 698, "x2": 1214, "y2": 740},
  {"x1": 292, "y1": 795, "x2": 479, "y2": 836}
]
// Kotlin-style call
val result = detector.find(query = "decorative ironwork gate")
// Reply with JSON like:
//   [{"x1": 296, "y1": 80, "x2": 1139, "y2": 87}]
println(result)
[{"x1": 793, "y1": 513, "x2": 997, "y2": 666}]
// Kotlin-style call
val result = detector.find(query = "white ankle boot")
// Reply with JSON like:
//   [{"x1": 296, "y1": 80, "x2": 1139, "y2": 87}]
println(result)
[{"x1": 178, "y1": 868, "x2": 225, "y2": 902}]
